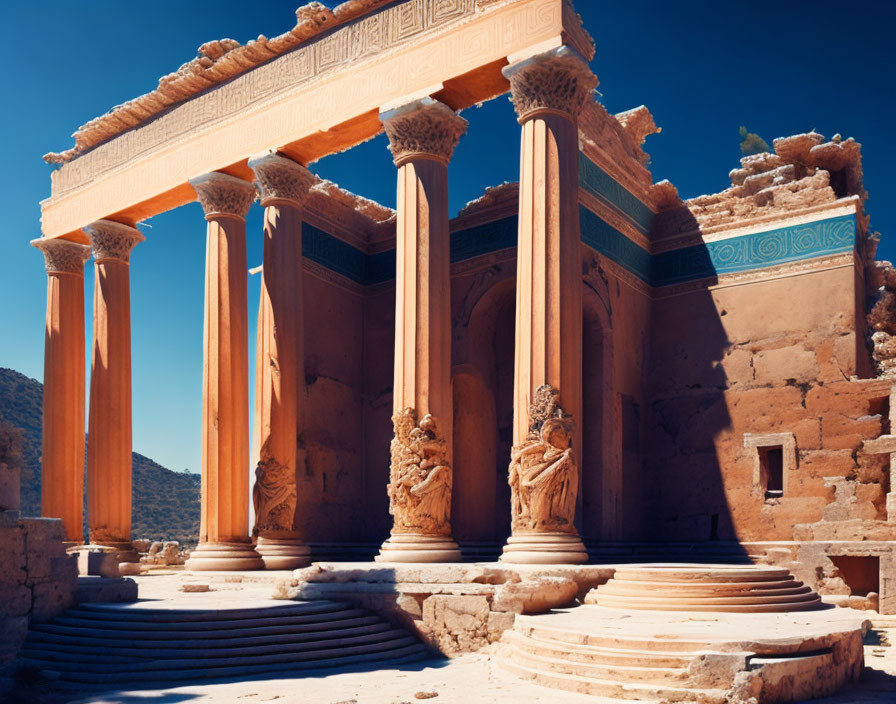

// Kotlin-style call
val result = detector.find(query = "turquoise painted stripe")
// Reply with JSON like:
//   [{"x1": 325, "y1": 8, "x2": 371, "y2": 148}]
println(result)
[
  {"x1": 651, "y1": 213, "x2": 856, "y2": 286},
  {"x1": 578, "y1": 155, "x2": 655, "y2": 233},
  {"x1": 303, "y1": 210, "x2": 855, "y2": 289}
]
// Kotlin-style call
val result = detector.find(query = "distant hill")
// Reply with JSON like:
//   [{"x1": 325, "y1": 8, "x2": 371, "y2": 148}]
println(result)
[{"x1": 0, "y1": 368, "x2": 200, "y2": 543}]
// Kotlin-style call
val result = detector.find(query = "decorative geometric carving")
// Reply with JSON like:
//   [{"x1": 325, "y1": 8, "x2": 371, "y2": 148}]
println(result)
[
  {"x1": 503, "y1": 45, "x2": 598, "y2": 122},
  {"x1": 249, "y1": 153, "x2": 316, "y2": 208},
  {"x1": 47, "y1": 0, "x2": 478, "y2": 193},
  {"x1": 252, "y1": 457, "x2": 297, "y2": 535},
  {"x1": 508, "y1": 385, "x2": 578, "y2": 533},
  {"x1": 380, "y1": 97, "x2": 467, "y2": 166},
  {"x1": 31, "y1": 237, "x2": 91, "y2": 275},
  {"x1": 189, "y1": 172, "x2": 257, "y2": 219},
  {"x1": 83, "y1": 219, "x2": 144, "y2": 263},
  {"x1": 387, "y1": 408, "x2": 452, "y2": 536}
]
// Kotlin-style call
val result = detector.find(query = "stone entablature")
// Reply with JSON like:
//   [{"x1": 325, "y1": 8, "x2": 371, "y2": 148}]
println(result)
[{"x1": 41, "y1": 0, "x2": 593, "y2": 239}]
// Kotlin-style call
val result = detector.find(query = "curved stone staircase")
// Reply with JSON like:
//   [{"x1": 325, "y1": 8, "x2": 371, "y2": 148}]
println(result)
[
  {"x1": 18, "y1": 600, "x2": 429, "y2": 687},
  {"x1": 497, "y1": 619, "x2": 730, "y2": 702},
  {"x1": 586, "y1": 564, "x2": 822, "y2": 612}
]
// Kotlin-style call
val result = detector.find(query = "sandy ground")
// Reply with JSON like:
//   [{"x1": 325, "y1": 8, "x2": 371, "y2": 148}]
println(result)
[{"x1": 9, "y1": 573, "x2": 895, "y2": 704}]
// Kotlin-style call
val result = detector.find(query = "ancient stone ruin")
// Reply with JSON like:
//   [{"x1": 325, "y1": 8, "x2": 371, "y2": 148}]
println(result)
[{"x1": 8, "y1": 0, "x2": 895, "y2": 702}]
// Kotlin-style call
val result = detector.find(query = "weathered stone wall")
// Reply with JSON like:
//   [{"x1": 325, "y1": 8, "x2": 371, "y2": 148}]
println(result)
[
  {"x1": 647, "y1": 262, "x2": 890, "y2": 543},
  {"x1": 0, "y1": 514, "x2": 78, "y2": 681}
]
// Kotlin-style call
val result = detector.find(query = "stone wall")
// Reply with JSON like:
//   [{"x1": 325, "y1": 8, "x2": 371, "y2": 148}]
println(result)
[{"x1": 0, "y1": 513, "x2": 78, "y2": 684}]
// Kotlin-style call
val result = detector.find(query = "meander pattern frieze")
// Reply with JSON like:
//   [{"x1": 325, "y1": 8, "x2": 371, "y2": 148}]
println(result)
[
  {"x1": 51, "y1": 0, "x2": 477, "y2": 196},
  {"x1": 31, "y1": 238, "x2": 92, "y2": 275},
  {"x1": 299, "y1": 204, "x2": 857, "y2": 292},
  {"x1": 84, "y1": 220, "x2": 144, "y2": 263}
]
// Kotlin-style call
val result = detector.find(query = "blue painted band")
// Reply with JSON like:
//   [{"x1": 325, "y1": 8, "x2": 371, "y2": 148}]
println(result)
[{"x1": 303, "y1": 209, "x2": 856, "y2": 289}]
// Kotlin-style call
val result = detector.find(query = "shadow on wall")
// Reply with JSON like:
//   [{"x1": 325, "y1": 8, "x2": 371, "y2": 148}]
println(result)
[{"x1": 641, "y1": 207, "x2": 747, "y2": 561}]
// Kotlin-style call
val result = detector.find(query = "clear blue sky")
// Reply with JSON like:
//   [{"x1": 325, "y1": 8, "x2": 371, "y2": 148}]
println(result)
[{"x1": 1, "y1": 0, "x2": 893, "y2": 475}]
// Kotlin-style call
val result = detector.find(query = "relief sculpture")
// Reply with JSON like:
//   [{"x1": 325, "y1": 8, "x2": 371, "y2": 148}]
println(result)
[
  {"x1": 388, "y1": 408, "x2": 452, "y2": 536},
  {"x1": 252, "y1": 457, "x2": 297, "y2": 536},
  {"x1": 509, "y1": 384, "x2": 577, "y2": 533}
]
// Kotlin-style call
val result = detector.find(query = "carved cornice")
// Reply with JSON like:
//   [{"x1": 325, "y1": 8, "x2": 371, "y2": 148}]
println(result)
[
  {"x1": 83, "y1": 219, "x2": 145, "y2": 263},
  {"x1": 189, "y1": 172, "x2": 257, "y2": 220},
  {"x1": 380, "y1": 97, "x2": 467, "y2": 167},
  {"x1": 248, "y1": 153, "x2": 315, "y2": 208},
  {"x1": 503, "y1": 45, "x2": 598, "y2": 122},
  {"x1": 31, "y1": 237, "x2": 91, "y2": 275}
]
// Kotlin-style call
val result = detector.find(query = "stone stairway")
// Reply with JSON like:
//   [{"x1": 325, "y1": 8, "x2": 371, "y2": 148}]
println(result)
[
  {"x1": 18, "y1": 600, "x2": 429, "y2": 687},
  {"x1": 496, "y1": 620, "x2": 729, "y2": 702}
]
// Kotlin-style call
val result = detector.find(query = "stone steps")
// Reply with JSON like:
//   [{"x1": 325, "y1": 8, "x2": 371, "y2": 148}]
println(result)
[
  {"x1": 501, "y1": 630, "x2": 694, "y2": 669},
  {"x1": 517, "y1": 623, "x2": 713, "y2": 652},
  {"x1": 19, "y1": 600, "x2": 429, "y2": 686},
  {"x1": 501, "y1": 632, "x2": 690, "y2": 685},
  {"x1": 587, "y1": 564, "x2": 823, "y2": 613},
  {"x1": 496, "y1": 655, "x2": 726, "y2": 703}
]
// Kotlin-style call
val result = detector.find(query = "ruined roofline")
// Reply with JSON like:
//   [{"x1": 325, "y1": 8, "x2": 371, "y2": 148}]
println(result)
[
  {"x1": 43, "y1": 1, "x2": 397, "y2": 165},
  {"x1": 44, "y1": 0, "x2": 595, "y2": 167},
  {"x1": 650, "y1": 131, "x2": 868, "y2": 242}
]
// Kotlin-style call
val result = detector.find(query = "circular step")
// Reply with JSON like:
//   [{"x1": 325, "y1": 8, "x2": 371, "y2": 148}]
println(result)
[{"x1": 585, "y1": 564, "x2": 824, "y2": 613}]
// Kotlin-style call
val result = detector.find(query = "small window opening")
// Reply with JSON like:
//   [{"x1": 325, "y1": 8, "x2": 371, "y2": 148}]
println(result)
[
  {"x1": 830, "y1": 556, "x2": 880, "y2": 597},
  {"x1": 709, "y1": 513, "x2": 719, "y2": 541},
  {"x1": 760, "y1": 445, "x2": 784, "y2": 498}
]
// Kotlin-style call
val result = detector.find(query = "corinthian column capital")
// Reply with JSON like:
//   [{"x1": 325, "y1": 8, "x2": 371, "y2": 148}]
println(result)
[
  {"x1": 31, "y1": 237, "x2": 91, "y2": 275},
  {"x1": 503, "y1": 46, "x2": 598, "y2": 122},
  {"x1": 84, "y1": 219, "x2": 145, "y2": 263},
  {"x1": 380, "y1": 97, "x2": 468, "y2": 167},
  {"x1": 189, "y1": 172, "x2": 257, "y2": 220},
  {"x1": 248, "y1": 153, "x2": 316, "y2": 208}
]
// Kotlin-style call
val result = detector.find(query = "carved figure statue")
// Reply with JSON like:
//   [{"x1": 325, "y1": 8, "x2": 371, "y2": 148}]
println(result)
[
  {"x1": 388, "y1": 408, "x2": 452, "y2": 535},
  {"x1": 252, "y1": 457, "x2": 297, "y2": 536},
  {"x1": 508, "y1": 384, "x2": 577, "y2": 533}
]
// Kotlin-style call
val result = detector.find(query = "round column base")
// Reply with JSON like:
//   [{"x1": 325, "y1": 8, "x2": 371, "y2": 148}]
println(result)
[
  {"x1": 185, "y1": 541, "x2": 264, "y2": 571},
  {"x1": 375, "y1": 533, "x2": 462, "y2": 563},
  {"x1": 500, "y1": 531, "x2": 588, "y2": 564},
  {"x1": 255, "y1": 537, "x2": 311, "y2": 570}
]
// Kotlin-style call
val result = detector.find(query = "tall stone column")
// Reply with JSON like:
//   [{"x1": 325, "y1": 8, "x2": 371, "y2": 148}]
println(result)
[
  {"x1": 84, "y1": 220, "x2": 143, "y2": 561},
  {"x1": 500, "y1": 46, "x2": 596, "y2": 564},
  {"x1": 31, "y1": 238, "x2": 91, "y2": 543},
  {"x1": 376, "y1": 97, "x2": 466, "y2": 563},
  {"x1": 248, "y1": 153, "x2": 314, "y2": 569},
  {"x1": 185, "y1": 171, "x2": 264, "y2": 571}
]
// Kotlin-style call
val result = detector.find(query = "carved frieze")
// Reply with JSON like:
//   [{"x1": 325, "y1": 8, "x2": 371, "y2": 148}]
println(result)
[
  {"x1": 31, "y1": 238, "x2": 91, "y2": 275},
  {"x1": 508, "y1": 384, "x2": 578, "y2": 533},
  {"x1": 381, "y1": 97, "x2": 468, "y2": 166},
  {"x1": 503, "y1": 45, "x2": 597, "y2": 122},
  {"x1": 189, "y1": 172, "x2": 257, "y2": 219},
  {"x1": 249, "y1": 153, "x2": 316, "y2": 208},
  {"x1": 387, "y1": 408, "x2": 452, "y2": 535},
  {"x1": 84, "y1": 219, "x2": 144, "y2": 263}
]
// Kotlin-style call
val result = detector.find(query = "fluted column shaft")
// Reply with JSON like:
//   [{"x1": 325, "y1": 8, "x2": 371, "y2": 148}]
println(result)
[
  {"x1": 248, "y1": 153, "x2": 314, "y2": 569},
  {"x1": 32, "y1": 238, "x2": 91, "y2": 542},
  {"x1": 84, "y1": 220, "x2": 143, "y2": 558},
  {"x1": 501, "y1": 46, "x2": 597, "y2": 564},
  {"x1": 185, "y1": 172, "x2": 263, "y2": 571},
  {"x1": 376, "y1": 98, "x2": 467, "y2": 563}
]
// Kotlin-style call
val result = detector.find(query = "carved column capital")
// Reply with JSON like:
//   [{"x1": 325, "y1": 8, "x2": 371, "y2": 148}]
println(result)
[
  {"x1": 380, "y1": 97, "x2": 468, "y2": 167},
  {"x1": 249, "y1": 153, "x2": 316, "y2": 208},
  {"x1": 31, "y1": 237, "x2": 91, "y2": 275},
  {"x1": 83, "y1": 220, "x2": 145, "y2": 263},
  {"x1": 189, "y1": 172, "x2": 257, "y2": 220},
  {"x1": 503, "y1": 46, "x2": 598, "y2": 122}
]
